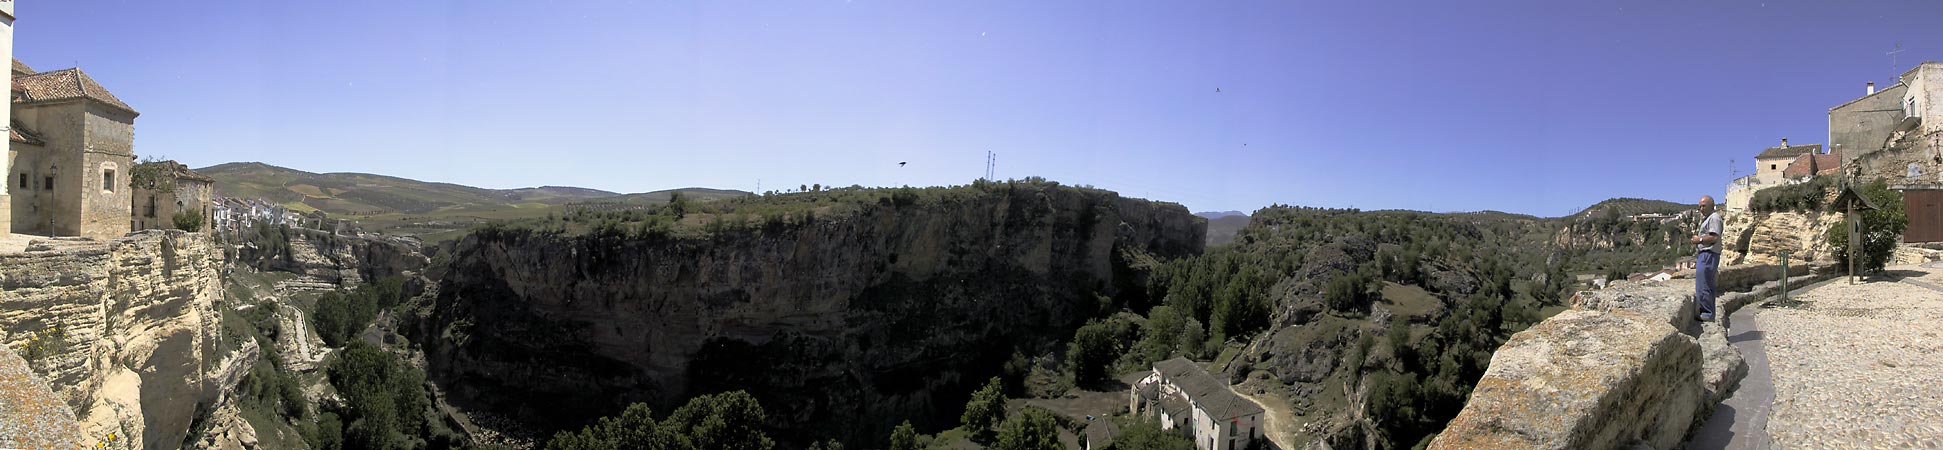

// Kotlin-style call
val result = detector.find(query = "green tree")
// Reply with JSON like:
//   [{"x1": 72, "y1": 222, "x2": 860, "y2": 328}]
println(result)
[
  {"x1": 1827, "y1": 180, "x2": 1908, "y2": 274},
  {"x1": 663, "y1": 391, "x2": 774, "y2": 450},
  {"x1": 546, "y1": 403, "x2": 691, "y2": 450},
  {"x1": 994, "y1": 408, "x2": 1061, "y2": 450},
  {"x1": 668, "y1": 191, "x2": 689, "y2": 220},
  {"x1": 888, "y1": 420, "x2": 920, "y2": 450},
  {"x1": 1113, "y1": 418, "x2": 1194, "y2": 450},
  {"x1": 961, "y1": 376, "x2": 1006, "y2": 442},
  {"x1": 1067, "y1": 321, "x2": 1118, "y2": 385},
  {"x1": 1135, "y1": 306, "x2": 1186, "y2": 364},
  {"x1": 1324, "y1": 270, "x2": 1373, "y2": 313}
]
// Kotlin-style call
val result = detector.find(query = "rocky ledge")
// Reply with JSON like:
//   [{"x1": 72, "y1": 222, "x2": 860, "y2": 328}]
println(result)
[{"x1": 1429, "y1": 265, "x2": 1821, "y2": 450}]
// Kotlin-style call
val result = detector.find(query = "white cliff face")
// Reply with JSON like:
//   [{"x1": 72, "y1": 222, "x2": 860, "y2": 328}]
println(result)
[
  {"x1": 1722, "y1": 210, "x2": 1843, "y2": 267},
  {"x1": 0, "y1": 230, "x2": 228, "y2": 449}
]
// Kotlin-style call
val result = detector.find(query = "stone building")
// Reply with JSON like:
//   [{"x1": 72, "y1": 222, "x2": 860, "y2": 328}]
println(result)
[
  {"x1": 2, "y1": 8, "x2": 139, "y2": 240},
  {"x1": 130, "y1": 160, "x2": 214, "y2": 232},
  {"x1": 1830, "y1": 61, "x2": 1943, "y2": 241},
  {"x1": 1725, "y1": 139, "x2": 1828, "y2": 212},
  {"x1": 1130, "y1": 358, "x2": 1265, "y2": 450}
]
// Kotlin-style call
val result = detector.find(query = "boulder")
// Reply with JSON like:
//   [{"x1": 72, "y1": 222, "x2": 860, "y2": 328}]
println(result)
[
  {"x1": 0, "y1": 346, "x2": 84, "y2": 448},
  {"x1": 1428, "y1": 310, "x2": 1702, "y2": 450}
]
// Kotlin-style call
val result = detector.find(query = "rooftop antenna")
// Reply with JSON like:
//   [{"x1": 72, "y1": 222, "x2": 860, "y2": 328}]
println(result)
[{"x1": 1889, "y1": 42, "x2": 1907, "y2": 81}]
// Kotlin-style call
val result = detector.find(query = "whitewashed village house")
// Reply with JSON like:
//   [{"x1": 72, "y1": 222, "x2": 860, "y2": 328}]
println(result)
[{"x1": 1130, "y1": 358, "x2": 1265, "y2": 450}]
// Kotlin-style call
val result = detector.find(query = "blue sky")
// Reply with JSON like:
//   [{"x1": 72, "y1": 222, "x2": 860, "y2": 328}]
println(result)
[{"x1": 18, "y1": 1, "x2": 1943, "y2": 216}]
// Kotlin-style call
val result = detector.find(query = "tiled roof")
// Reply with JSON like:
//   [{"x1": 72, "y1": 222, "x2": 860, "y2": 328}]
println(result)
[
  {"x1": 14, "y1": 68, "x2": 137, "y2": 114},
  {"x1": 1756, "y1": 144, "x2": 1821, "y2": 160},
  {"x1": 11, "y1": 58, "x2": 32, "y2": 76},
  {"x1": 1782, "y1": 149, "x2": 1843, "y2": 179},
  {"x1": 1152, "y1": 357, "x2": 1266, "y2": 420},
  {"x1": 8, "y1": 119, "x2": 43, "y2": 145},
  {"x1": 1085, "y1": 420, "x2": 1120, "y2": 448}
]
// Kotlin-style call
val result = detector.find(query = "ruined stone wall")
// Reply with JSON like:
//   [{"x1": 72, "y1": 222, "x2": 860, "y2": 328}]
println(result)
[
  {"x1": 1429, "y1": 269, "x2": 1823, "y2": 450},
  {"x1": 0, "y1": 230, "x2": 227, "y2": 449}
]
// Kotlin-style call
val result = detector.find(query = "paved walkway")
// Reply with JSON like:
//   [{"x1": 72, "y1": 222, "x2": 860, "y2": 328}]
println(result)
[
  {"x1": 1689, "y1": 277, "x2": 1839, "y2": 450},
  {"x1": 1759, "y1": 267, "x2": 1943, "y2": 448}
]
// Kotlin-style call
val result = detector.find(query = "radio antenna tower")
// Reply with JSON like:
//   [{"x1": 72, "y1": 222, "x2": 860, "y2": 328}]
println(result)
[
  {"x1": 984, "y1": 151, "x2": 997, "y2": 181},
  {"x1": 1889, "y1": 43, "x2": 1908, "y2": 82}
]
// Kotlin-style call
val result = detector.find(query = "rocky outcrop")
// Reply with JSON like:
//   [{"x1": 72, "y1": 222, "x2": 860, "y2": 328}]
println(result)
[
  {"x1": 1723, "y1": 210, "x2": 1841, "y2": 267},
  {"x1": 414, "y1": 185, "x2": 1203, "y2": 445},
  {"x1": 1429, "y1": 282, "x2": 1737, "y2": 450},
  {"x1": 236, "y1": 226, "x2": 428, "y2": 286},
  {"x1": 0, "y1": 230, "x2": 228, "y2": 449},
  {"x1": 1430, "y1": 309, "x2": 1700, "y2": 450},
  {"x1": 0, "y1": 345, "x2": 85, "y2": 448}
]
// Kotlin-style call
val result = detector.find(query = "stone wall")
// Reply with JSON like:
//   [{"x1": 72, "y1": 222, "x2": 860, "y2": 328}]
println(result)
[
  {"x1": 0, "y1": 230, "x2": 228, "y2": 449},
  {"x1": 1831, "y1": 83, "x2": 1908, "y2": 161},
  {"x1": 1428, "y1": 267, "x2": 1824, "y2": 449}
]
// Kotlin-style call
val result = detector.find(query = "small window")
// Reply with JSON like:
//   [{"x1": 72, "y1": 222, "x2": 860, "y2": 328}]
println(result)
[
  {"x1": 1770, "y1": 164, "x2": 1777, "y2": 170},
  {"x1": 103, "y1": 170, "x2": 115, "y2": 192},
  {"x1": 44, "y1": 176, "x2": 53, "y2": 190},
  {"x1": 15, "y1": 173, "x2": 23, "y2": 189}
]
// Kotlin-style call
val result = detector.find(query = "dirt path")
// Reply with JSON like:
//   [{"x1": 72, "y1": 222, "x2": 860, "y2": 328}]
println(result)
[{"x1": 1233, "y1": 388, "x2": 1298, "y2": 450}]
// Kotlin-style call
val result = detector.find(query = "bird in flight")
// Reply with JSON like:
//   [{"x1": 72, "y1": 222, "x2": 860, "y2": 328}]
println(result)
[
  {"x1": 898, "y1": 161, "x2": 908, "y2": 167},
  {"x1": 1215, "y1": 87, "x2": 1221, "y2": 93}
]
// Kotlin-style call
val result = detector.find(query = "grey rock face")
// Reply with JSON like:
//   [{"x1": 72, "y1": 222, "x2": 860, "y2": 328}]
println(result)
[{"x1": 414, "y1": 186, "x2": 1204, "y2": 444}]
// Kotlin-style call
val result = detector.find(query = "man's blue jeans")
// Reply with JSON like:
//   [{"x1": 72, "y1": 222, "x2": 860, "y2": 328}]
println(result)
[{"x1": 1696, "y1": 251, "x2": 1719, "y2": 318}]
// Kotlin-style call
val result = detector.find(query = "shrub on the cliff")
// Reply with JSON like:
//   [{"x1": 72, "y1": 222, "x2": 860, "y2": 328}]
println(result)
[
  {"x1": 994, "y1": 407, "x2": 1061, "y2": 450},
  {"x1": 174, "y1": 210, "x2": 205, "y2": 231},
  {"x1": 1826, "y1": 179, "x2": 1907, "y2": 274},
  {"x1": 887, "y1": 420, "x2": 920, "y2": 450},
  {"x1": 1751, "y1": 175, "x2": 1833, "y2": 213},
  {"x1": 961, "y1": 376, "x2": 1007, "y2": 442},
  {"x1": 1324, "y1": 269, "x2": 1376, "y2": 313}
]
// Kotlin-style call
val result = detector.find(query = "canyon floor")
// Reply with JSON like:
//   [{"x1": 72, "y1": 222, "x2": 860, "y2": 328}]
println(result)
[{"x1": 1701, "y1": 264, "x2": 1943, "y2": 449}]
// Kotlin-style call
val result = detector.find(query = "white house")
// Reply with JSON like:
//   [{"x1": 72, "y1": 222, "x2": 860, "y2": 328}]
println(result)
[{"x1": 1130, "y1": 358, "x2": 1266, "y2": 450}]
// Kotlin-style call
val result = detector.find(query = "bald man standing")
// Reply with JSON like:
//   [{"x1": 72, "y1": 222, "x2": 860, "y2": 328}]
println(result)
[{"x1": 1690, "y1": 196, "x2": 1723, "y2": 322}]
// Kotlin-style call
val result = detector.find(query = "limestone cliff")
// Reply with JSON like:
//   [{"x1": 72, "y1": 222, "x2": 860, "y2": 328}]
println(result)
[
  {"x1": 1723, "y1": 210, "x2": 1842, "y2": 267},
  {"x1": 0, "y1": 231, "x2": 229, "y2": 449},
  {"x1": 412, "y1": 184, "x2": 1204, "y2": 444},
  {"x1": 234, "y1": 226, "x2": 429, "y2": 286}
]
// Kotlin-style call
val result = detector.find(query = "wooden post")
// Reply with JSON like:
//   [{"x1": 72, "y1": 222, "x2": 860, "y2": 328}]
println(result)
[{"x1": 1849, "y1": 201, "x2": 1858, "y2": 284}]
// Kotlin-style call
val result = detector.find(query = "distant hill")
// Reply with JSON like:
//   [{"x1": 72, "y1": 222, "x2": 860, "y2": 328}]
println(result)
[
  {"x1": 1195, "y1": 210, "x2": 1249, "y2": 219},
  {"x1": 1571, "y1": 198, "x2": 1696, "y2": 219},
  {"x1": 1204, "y1": 214, "x2": 1251, "y2": 246},
  {"x1": 197, "y1": 162, "x2": 748, "y2": 241}
]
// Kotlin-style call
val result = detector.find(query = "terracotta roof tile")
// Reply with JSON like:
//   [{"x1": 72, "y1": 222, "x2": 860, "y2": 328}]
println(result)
[
  {"x1": 8, "y1": 119, "x2": 43, "y2": 145},
  {"x1": 14, "y1": 68, "x2": 136, "y2": 114},
  {"x1": 11, "y1": 58, "x2": 32, "y2": 75}
]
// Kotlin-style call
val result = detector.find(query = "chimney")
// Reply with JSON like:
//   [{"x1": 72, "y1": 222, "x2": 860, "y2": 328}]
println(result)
[
  {"x1": 1869, "y1": 81, "x2": 1877, "y2": 95},
  {"x1": 1782, "y1": 138, "x2": 1789, "y2": 148}
]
